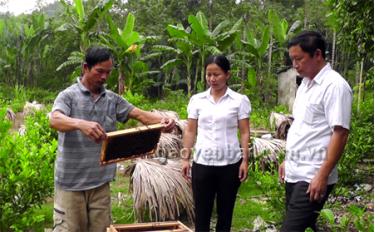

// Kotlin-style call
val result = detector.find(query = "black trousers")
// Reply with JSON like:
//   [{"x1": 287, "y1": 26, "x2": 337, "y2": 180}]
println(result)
[
  {"x1": 192, "y1": 160, "x2": 241, "y2": 232},
  {"x1": 280, "y1": 181, "x2": 334, "y2": 232}
]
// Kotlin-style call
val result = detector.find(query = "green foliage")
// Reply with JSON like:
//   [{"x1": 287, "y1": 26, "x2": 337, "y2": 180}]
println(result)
[
  {"x1": 11, "y1": 85, "x2": 29, "y2": 112},
  {"x1": 124, "y1": 90, "x2": 187, "y2": 119},
  {"x1": 110, "y1": 171, "x2": 135, "y2": 224},
  {"x1": 320, "y1": 205, "x2": 374, "y2": 232},
  {"x1": 233, "y1": 169, "x2": 284, "y2": 230},
  {"x1": 254, "y1": 171, "x2": 285, "y2": 217},
  {"x1": 0, "y1": 108, "x2": 57, "y2": 231},
  {"x1": 0, "y1": 84, "x2": 56, "y2": 112},
  {"x1": 250, "y1": 103, "x2": 290, "y2": 130},
  {"x1": 120, "y1": 90, "x2": 188, "y2": 129},
  {"x1": 326, "y1": 0, "x2": 373, "y2": 61},
  {"x1": 338, "y1": 87, "x2": 374, "y2": 184}
]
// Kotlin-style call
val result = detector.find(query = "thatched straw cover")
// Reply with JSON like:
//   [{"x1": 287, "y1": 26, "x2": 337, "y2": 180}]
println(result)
[
  {"x1": 154, "y1": 133, "x2": 183, "y2": 159},
  {"x1": 131, "y1": 159, "x2": 194, "y2": 223},
  {"x1": 269, "y1": 112, "x2": 293, "y2": 140},
  {"x1": 251, "y1": 137, "x2": 286, "y2": 170}
]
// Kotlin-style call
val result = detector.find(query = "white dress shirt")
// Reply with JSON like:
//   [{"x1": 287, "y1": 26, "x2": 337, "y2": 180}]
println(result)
[
  {"x1": 285, "y1": 64, "x2": 352, "y2": 184},
  {"x1": 187, "y1": 87, "x2": 251, "y2": 166}
]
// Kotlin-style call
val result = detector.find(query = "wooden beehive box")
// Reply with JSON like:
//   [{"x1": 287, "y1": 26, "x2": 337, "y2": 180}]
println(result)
[
  {"x1": 100, "y1": 124, "x2": 163, "y2": 165},
  {"x1": 106, "y1": 221, "x2": 192, "y2": 232}
]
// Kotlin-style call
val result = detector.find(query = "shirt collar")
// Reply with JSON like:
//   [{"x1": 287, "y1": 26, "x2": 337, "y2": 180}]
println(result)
[
  {"x1": 201, "y1": 87, "x2": 235, "y2": 100},
  {"x1": 312, "y1": 63, "x2": 332, "y2": 85},
  {"x1": 302, "y1": 63, "x2": 332, "y2": 86},
  {"x1": 77, "y1": 77, "x2": 106, "y2": 96}
]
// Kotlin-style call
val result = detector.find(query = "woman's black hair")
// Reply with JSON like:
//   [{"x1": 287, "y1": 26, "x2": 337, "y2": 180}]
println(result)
[
  {"x1": 204, "y1": 55, "x2": 231, "y2": 73},
  {"x1": 85, "y1": 46, "x2": 113, "y2": 69}
]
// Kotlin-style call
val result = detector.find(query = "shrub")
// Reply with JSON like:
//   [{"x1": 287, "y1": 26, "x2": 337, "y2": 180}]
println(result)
[
  {"x1": 0, "y1": 108, "x2": 57, "y2": 231},
  {"x1": 338, "y1": 87, "x2": 374, "y2": 185}
]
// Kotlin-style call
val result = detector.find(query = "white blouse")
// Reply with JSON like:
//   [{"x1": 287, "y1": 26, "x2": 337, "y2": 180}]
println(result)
[{"x1": 188, "y1": 87, "x2": 251, "y2": 166}]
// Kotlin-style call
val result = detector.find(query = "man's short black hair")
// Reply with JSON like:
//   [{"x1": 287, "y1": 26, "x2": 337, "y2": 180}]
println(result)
[
  {"x1": 85, "y1": 46, "x2": 113, "y2": 69},
  {"x1": 288, "y1": 31, "x2": 326, "y2": 59}
]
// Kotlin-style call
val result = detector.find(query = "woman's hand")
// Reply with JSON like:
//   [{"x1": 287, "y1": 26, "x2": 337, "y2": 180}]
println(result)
[
  {"x1": 181, "y1": 159, "x2": 191, "y2": 180},
  {"x1": 278, "y1": 161, "x2": 285, "y2": 183},
  {"x1": 239, "y1": 159, "x2": 248, "y2": 182}
]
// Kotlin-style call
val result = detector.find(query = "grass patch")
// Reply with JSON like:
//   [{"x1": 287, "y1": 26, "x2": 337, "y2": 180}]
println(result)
[
  {"x1": 232, "y1": 171, "x2": 284, "y2": 231},
  {"x1": 111, "y1": 166, "x2": 135, "y2": 224},
  {"x1": 29, "y1": 200, "x2": 53, "y2": 232}
]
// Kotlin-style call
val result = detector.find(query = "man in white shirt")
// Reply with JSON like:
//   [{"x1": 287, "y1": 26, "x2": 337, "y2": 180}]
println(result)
[{"x1": 278, "y1": 31, "x2": 352, "y2": 231}]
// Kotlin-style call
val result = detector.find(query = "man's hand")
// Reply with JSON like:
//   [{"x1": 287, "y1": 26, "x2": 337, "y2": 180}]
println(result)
[
  {"x1": 161, "y1": 117, "x2": 176, "y2": 132},
  {"x1": 307, "y1": 173, "x2": 328, "y2": 202},
  {"x1": 50, "y1": 110, "x2": 106, "y2": 143},
  {"x1": 278, "y1": 161, "x2": 285, "y2": 183},
  {"x1": 79, "y1": 120, "x2": 107, "y2": 143}
]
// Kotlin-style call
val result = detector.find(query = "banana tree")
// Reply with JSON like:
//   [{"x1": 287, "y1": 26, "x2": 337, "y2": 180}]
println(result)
[
  {"x1": 100, "y1": 13, "x2": 145, "y2": 95},
  {"x1": 56, "y1": 0, "x2": 113, "y2": 74},
  {"x1": 0, "y1": 14, "x2": 52, "y2": 87},
  {"x1": 153, "y1": 34, "x2": 197, "y2": 96},
  {"x1": 267, "y1": 9, "x2": 301, "y2": 74},
  {"x1": 167, "y1": 11, "x2": 242, "y2": 92},
  {"x1": 22, "y1": 14, "x2": 53, "y2": 87},
  {"x1": 242, "y1": 24, "x2": 270, "y2": 83},
  {"x1": 188, "y1": 11, "x2": 242, "y2": 90}
]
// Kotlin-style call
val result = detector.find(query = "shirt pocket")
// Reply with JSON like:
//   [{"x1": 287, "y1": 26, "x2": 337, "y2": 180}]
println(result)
[
  {"x1": 294, "y1": 103, "x2": 320, "y2": 135},
  {"x1": 303, "y1": 103, "x2": 320, "y2": 124}
]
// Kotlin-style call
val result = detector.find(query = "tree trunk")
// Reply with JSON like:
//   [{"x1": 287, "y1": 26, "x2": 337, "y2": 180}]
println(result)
[
  {"x1": 118, "y1": 72, "x2": 125, "y2": 95},
  {"x1": 200, "y1": 53, "x2": 205, "y2": 90},
  {"x1": 187, "y1": 58, "x2": 192, "y2": 97},
  {"x1": 240, "y1": 30, "x2": 246, "y2": 93},
  {"x1": 267, "y1": 37, "x2": 273, "y2": 77},
  {"x1": 304, "y1": 0, "x2": 308, "y2": 29},
  {"x1": 208, "y1": 0, "x2": 213, "y2": 30},
  {"x1": 267, "y1": 37, "x2": 273, "y2": 104},
  {"x1": 240, "y1": 59, "x2": 245, "y2": 93},
  {"x1": 357, "y1": 59, "x2": 364, "y2": 113},
  {"x1": 331, "y1": 30, "x2": 336, "y2": 68},
  {"x1": 193, "y1": 59, "x2": 199, "y2": 93}
]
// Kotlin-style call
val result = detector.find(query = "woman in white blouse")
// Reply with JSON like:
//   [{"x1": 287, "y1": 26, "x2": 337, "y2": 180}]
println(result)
[{"x1": 181, "y1": 55, "x2": 251, "y2": 232}]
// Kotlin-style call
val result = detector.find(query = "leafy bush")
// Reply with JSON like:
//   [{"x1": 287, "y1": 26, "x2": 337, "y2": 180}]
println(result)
[
  {"x1": 250, "y1": 103, "x2": 290, "y2": 130},
  {"x1": 0, "y1": 84, "x2": 57, "y2": 113},
  {"x1": 320, "y1": 205, "x2": 374, "y2": 232},
  {"x1": 0, "y1": 108, "x2": 57, "y2": 231},
  {"x1": 338, "y1": 85, "x2": 374, "y2": 185},
  {"x1": 10, "y1": 85, "x2": 29, "y2": 113},
  {"x1": 124, "y1": 90, "x2": 189, "y2": 119},
  {"x1": 251, "y1": 166, "x2": 285, "y2": 223}
]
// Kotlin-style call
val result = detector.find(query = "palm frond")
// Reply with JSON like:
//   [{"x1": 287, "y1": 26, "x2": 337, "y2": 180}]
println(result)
[
  {"x1": 269, "y1": 112, "x2": 293, "y2": 139},
  {"x1": 56, "y1": 51, "x2": 84, "y2": 71},
  {"x1": 251, "y1": 137, "x2": 285, "y2": 171},
  {"x1": 131, "y1": 159, "x2": 194, "y2": 223},
  {"x1": 154, "y1": 133, "x2": 183, "y2": 159}
]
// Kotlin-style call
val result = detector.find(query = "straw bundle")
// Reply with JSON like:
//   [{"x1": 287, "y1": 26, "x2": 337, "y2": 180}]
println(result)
[
  {"x1": 154, "y1": 133, "x2": 183, "y2": 159},
  {"x1": 269, "y1": 112, "x2": 293, "y2": 140},
  {"x1": 151, "y1": 109, "x2": 180, "y2": 121},
  {"x1": 251, "y1": 137, "x2": 286, "y2": 171},
  {"x1": 175, "y1": 119, "x2": 187, "y2": 137},
  {"x1": 269, "y1": 112, "x2": 289, "y2": 129},
  {"x1": 151, "y1": 109, "x2": 186, "y2": 137},
  {"x1": 131, "y1": 159, "x2": 194, "y2": 223},
  {"x1": 6, "y1": 108, "x2": 16, "y2": 122}
]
